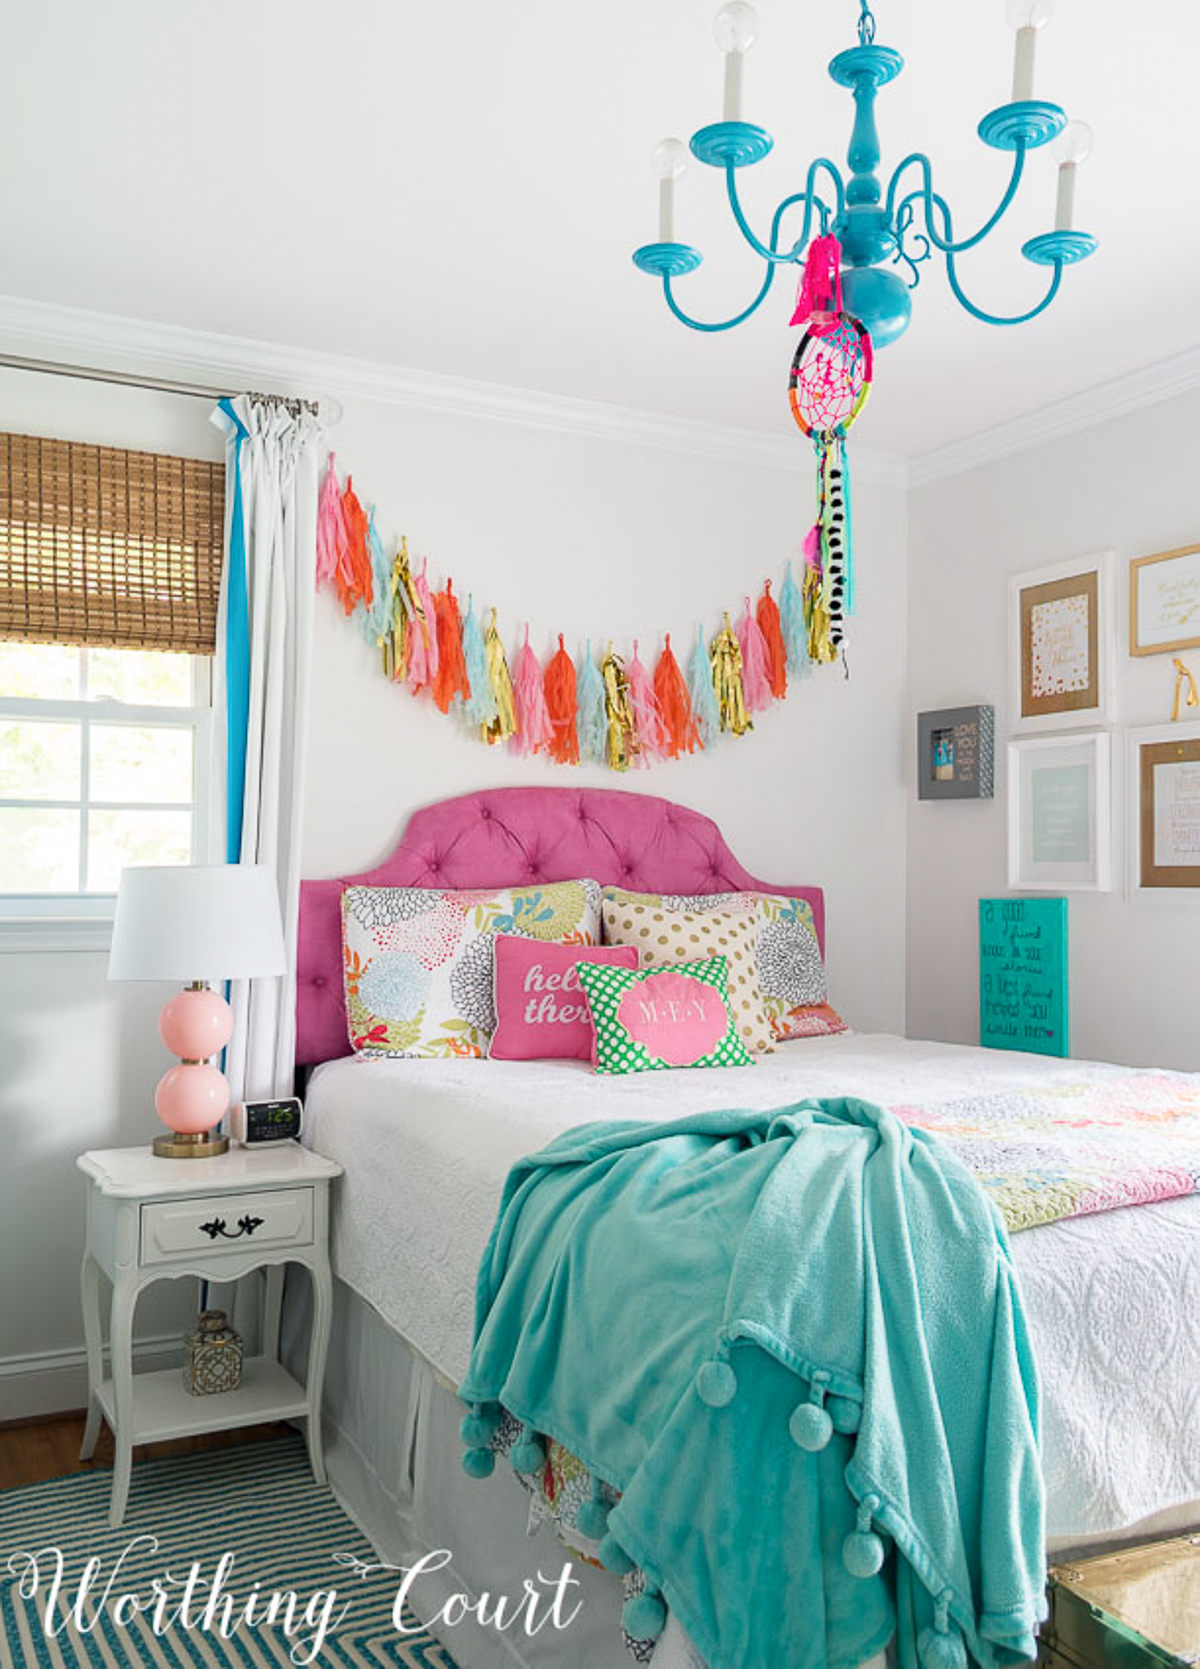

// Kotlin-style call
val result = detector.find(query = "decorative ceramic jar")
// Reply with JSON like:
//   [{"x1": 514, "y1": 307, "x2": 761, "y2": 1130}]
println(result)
[{"x1": 183, "y1": 1309, "x2": 243, "y2": 1395}]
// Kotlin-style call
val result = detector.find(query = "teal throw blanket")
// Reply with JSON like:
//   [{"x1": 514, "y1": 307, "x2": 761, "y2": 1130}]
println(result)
[{"x1": 458, "y1": 1099, "x2": 1046, "y2": 1669}]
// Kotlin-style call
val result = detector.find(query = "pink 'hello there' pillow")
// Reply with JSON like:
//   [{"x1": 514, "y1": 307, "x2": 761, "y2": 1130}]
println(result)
[{"x1": 489, "y1": 937, "x2": 639, "y2": 1062}]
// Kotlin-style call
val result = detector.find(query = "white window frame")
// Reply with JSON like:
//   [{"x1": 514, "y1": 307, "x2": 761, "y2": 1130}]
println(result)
[{"x1": 0, "y1": 653, "x2": 213, "y2": 953}]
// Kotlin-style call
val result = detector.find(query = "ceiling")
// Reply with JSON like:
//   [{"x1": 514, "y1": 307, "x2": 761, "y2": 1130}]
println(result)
[{"x1": 5, "y1": 0, "x2": 1198, "y2": 460}]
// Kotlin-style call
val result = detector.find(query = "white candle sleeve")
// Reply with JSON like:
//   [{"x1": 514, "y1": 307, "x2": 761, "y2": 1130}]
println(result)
[
  {"x1": 723, "y1": 50, "x2": 744, "y2": 122},
  {"x1": 1012, "y1": 26, "x2": 1037, "y2": 101},
  {"x1": 659, "y1": 178, "x2": 675, "y2": 243},
  {"x1": 1054, "y1": 161, "x2": 1077, "y2": 231}
]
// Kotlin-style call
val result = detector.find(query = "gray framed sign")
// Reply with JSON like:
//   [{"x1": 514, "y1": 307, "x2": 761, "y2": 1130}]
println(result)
[{"x1": 917, "y1": 705, "x2": 995, "y2": 800}]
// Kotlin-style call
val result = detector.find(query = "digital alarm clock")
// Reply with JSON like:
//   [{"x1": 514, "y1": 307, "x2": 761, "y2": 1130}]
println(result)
[{"x1": 230, "y1": 1097, "x2": 303, "y2": 1147}]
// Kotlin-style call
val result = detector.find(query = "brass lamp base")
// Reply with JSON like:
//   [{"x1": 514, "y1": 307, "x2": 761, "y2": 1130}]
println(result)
[{"x1": 152, "y1": 1131, "x2": 230, "y2": 1160}]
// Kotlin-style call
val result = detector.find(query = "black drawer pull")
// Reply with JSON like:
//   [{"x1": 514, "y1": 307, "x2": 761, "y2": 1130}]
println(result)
[{"x1": 198, "y1": 1214, "x2": 265, "y2": 1241}]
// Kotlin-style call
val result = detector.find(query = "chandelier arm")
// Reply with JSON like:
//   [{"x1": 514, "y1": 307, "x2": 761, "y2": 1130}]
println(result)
[
  {"x1": 725, "y1": 159, "x2": 845, "y2": 264},
  {"x1": 943, "y1": 245, "x2": 1064, "y2": 326},
  {"x1": 886, "y1": 145, "x2": 1028, "y2": 257},
  {"x1": 661, "y1": 263, "x2": 778, "y2": 333}
]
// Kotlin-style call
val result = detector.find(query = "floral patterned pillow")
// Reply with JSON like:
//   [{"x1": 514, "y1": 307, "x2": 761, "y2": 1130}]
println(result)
[
  {"x1": 602, "y1": 886, "x2": 847, "y2": 1043},
  {"x1": 343, "y1": 880, "x2": 601, "y2": 1058}
]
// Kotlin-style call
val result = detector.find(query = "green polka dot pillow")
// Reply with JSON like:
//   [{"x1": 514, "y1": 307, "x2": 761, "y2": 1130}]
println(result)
[{"x1": 575, "y1": 956, "x2": 755, "y2": 1074}]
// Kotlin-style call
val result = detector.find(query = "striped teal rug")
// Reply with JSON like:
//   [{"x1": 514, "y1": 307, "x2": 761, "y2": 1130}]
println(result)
[{"x1": 1, "y1": 1435, "x2": 460, "y2": 1666}]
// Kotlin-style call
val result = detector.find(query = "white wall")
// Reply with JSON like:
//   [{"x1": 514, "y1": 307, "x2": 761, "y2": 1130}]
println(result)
[
  {"x1": 302, "y1": 403, "x2": 909, "y2": 1034},
  {"x1": 906, "y1": 387, "x2": 1200, "y2": 1071},
  {"x1": 0, "y1": 364, "x2": 907, "y2": 1414}
]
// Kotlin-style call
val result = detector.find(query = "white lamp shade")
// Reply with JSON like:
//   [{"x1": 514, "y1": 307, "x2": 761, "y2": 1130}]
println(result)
[{"x1": 108, "y1": 864, "x2": 287, "y2": 984}]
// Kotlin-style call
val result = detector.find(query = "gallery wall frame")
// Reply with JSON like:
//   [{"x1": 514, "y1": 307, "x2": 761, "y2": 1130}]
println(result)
[
  {"x1": 916, "y1": 705, "x2": 994, "y2": 800},
  {"x1": 1129, "y1": 543, "x2": 1200, "y2": 658},
  {"x1": 1007, "y1": 730, "x2": 1112, "y2": 892},
  {"x1": 1008, "y1": 552, "x2": 1116, "y2": 731},
  {"x1": 1128, "y1": 721, "x2": 1200, "y2": 893}
]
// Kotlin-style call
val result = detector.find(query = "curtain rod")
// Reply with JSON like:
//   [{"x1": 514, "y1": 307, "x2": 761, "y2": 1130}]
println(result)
[{"x1": 0, "y1": 351, "x2": 336, "y2": 421}]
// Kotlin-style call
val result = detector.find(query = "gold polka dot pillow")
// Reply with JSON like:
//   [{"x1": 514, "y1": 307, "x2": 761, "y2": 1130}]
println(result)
[
  {"x1": 600, "y1": 896, "x2": 774, "y2": 1054},
  {"x1": 603, "y1": 886, "x2": 845, "y2": 1044}
]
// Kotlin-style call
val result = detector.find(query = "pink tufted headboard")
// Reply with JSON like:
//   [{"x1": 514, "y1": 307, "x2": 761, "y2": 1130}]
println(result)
[{"x1": 296, "y1": 786, "x2": 825, "y2": 1067}]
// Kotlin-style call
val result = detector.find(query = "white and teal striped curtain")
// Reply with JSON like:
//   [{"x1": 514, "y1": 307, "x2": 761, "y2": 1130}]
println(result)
[{"x1": 211, "y1": 395, "x2": 322, "y2": 1101}]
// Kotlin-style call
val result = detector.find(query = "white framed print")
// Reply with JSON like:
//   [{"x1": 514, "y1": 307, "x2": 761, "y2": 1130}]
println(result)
[
  {"x1": 1129, "y1": 543, "x2": 1200, "y2": 657},
  {"x1": 1128, "y1": 722, "x2": 1200, "y2": 893},
  {"x1": 1008, "y1": 731, "x2": 1112, "y2": 892},
  {"x1": 1008, "y1": 553, "x2": 1116, "y2": 730}
]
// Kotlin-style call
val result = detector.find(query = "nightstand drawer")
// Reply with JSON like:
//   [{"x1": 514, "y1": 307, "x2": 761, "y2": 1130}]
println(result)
[{"x1": 139, "y1": 1188, "x2": 314, "y2": 1264}]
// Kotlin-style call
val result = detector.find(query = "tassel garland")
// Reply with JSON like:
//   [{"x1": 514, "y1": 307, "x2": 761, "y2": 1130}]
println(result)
[
  {"x1": 316, "y1": 454, "x2": 856, "y2": 772},
  {"x1": 711, "y1": 613, "x2": 752, "y2": 736},
  {"x1": 544, "y1": 635, "x2": 580, "y2": 765},
  {"x1": 653, "y1": 634, "x2": 700, "y2": 759},
  {"x1": 511, "y1": 625, "x2": 555, "y2": 756}
]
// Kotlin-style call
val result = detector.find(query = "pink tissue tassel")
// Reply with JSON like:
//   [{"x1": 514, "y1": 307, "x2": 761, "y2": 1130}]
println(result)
[
  {"x1": 626, "y1": 640, "x2": 667, "y2": 765},
  {"x1": 315, "y1": 453, "x2": 348, "y2": 587},
  {"x1": 511, "y1": 625, "x2": 555, "y2": 756},
  {"x1": 406, "y1": 558, "x2": 440, "y2": 693},
  {"x1": 737, "y1": 598, "x2": 774, "y2": 712}
]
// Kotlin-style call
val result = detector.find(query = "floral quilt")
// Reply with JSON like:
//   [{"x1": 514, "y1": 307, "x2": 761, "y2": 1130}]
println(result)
[{"x1": 893, "y1": 1071, "x2": 1200, "y2": 1232}]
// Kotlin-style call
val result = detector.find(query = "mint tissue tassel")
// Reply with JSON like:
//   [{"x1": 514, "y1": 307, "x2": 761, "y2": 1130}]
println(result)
[
  {"x1": 576, "y1": 639, "x2": 608, "y2": 762},
  {"x1": 686, "y1": 623, "x2": 720, "y2": 744}
]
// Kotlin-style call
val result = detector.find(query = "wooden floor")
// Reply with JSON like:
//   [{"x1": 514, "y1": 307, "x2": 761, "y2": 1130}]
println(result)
[{"x1": 0, "y1": 1410, "x2": 291, "y2": 1493}]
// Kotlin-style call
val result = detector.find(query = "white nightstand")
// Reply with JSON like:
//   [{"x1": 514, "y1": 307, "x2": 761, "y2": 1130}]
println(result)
[{"x1": 77, "y1": 1143, "x2": 343, "y2": 1527}]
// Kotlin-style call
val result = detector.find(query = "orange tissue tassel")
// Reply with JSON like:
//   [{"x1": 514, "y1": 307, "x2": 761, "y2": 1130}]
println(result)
[
  {"x1": 756, "y1": 579, "x2": 788, "y2": 700},
  {"x1": 431, "y1": 580, "x2": 470, "y2": 713},
  {"x1": 544, "y1": 634, "x2": 580, "y2": 765},
  {"x1": 336, "y1": 477, "x2": 373, "y2": 616},
  {"x1": 653, "y1": 634, "x2": 701, "y2": 758}
]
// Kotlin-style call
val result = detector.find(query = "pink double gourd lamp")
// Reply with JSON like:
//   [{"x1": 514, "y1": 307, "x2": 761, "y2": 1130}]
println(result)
[{"x1": 108, "y1": 864, "x2": 286, "y2": 1158}]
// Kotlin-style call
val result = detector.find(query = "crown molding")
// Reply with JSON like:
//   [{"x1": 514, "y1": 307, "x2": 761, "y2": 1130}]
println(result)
[
  {"x1": 910, "y1": 347, "x2": 1200, "y2": 488},
  {"x1": 0, "y1": 293, "x2": 908, "y2": 487}
]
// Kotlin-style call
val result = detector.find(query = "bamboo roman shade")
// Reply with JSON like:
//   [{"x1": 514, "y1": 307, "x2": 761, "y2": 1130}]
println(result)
[{"x1": 0, "y1": 432, "x2": 225, "y2": 653}]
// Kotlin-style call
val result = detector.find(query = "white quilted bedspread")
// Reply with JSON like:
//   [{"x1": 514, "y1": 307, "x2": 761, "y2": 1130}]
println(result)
[{"x1": 304, "y1": 1033, "x2": 1200, "y2": 1543}]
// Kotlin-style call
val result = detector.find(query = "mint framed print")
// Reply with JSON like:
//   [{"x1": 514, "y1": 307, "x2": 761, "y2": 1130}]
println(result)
[{"x1": 1008, "y1": 731, "x2": 1112, "y2": 891}]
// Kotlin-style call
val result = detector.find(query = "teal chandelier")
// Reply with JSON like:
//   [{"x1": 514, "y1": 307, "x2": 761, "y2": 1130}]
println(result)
[{"x1": 633, "y1": 0, "x2": 1096, "y2": 347}]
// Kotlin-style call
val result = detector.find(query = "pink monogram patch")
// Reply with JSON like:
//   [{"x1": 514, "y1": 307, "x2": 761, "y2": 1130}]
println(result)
[{"x1": 617, "y1": 970, "x2": 728, "y2": 1066}]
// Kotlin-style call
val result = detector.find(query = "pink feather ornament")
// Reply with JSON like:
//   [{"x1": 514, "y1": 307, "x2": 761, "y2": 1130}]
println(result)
[
  {"x1": 737, "y1": 597, "x2": 774, "y2": 713},
  {"x1": 510, "y1": 625, "x2": 554, "y2": 756},
  {"x1": 626, "y1": 640, "x2": 667, "y2": 765},
  {"x1": 315, "y1": 453, "x2": 348, "y2": 588},
  {"x1": 406, "y1": 559, "x2": 440, "y2": 693}
]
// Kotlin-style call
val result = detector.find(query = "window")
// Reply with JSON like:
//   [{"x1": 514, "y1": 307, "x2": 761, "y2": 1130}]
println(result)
[
  {"x1": 0, "y1": 430, "x2": 223, "y2": 946},
  {"x1": 0, "y1": 642, "x2": 211, "y2": 922}
]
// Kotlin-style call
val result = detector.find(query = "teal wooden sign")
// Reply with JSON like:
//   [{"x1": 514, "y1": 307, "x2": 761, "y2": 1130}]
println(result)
[{"x1": 979, "y1": 897, "x2": 1068, "y2": 1056}]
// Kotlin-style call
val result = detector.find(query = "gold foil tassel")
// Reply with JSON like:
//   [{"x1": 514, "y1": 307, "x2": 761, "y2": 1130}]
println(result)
[
  {"x1": 483, "y1": 609, "x2": 518, "y2": 744},
  {"x1": 710, "y1": 613, "x2": 752, "y2": 735},
  {"x1": 1172, "y1": 656, "x2": 1199, "y2": 722},
  {"x1": 803, "y1": 562, "x2": 836, "y2": 664},
  {"x1": 601, "y1": 644, "x2": 637, "y2": 771},
  {"x1": 382, "y1": 535, "x2": 414, "y2": 681}
]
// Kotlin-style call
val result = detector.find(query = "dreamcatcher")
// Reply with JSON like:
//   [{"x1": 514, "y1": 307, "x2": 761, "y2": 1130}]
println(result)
[{"x1": 788, "y1": 236, "x2": 873, "y2": 663}]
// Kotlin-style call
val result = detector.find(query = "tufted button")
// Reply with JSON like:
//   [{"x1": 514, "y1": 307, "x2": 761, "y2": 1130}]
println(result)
[
  {"x1": 313, "y1": 975, "x2": 327, "y2": 989},
  {"x1": 480, "y1": 807, "x2": 492, "y2": 820}
]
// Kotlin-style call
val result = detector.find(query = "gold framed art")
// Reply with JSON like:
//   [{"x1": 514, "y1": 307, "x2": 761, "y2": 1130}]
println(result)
[
  {"x1": 1008, "y1": 552, "x2": 1116, "y2": 730},
  {"x1": 1129, "y1": 722, "x2": 1200, "y2": 892},
  {"x1": 1129, "y1": 543, "x2": 1200, "y2": 657}
]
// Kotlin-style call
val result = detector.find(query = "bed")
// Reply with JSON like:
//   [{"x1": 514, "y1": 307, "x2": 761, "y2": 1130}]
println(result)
[{"x1": 291, "y1": 785, "x2": 1200, "y2": 1669}]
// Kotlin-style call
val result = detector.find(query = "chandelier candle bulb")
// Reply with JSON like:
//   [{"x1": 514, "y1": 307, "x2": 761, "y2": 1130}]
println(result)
[
  {"x1": 713, "y1": 2, "x2": 758, "y2": 122},
  {"x1": 651, "y1": 137, "x2": 688, "y2": 242},
  {"x1": 1052, "y1": 120, "x2": 1093, "y2": 231},
  {"x1": 1007, "y1": 0, "x2": 1052, "y2": 100}
]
